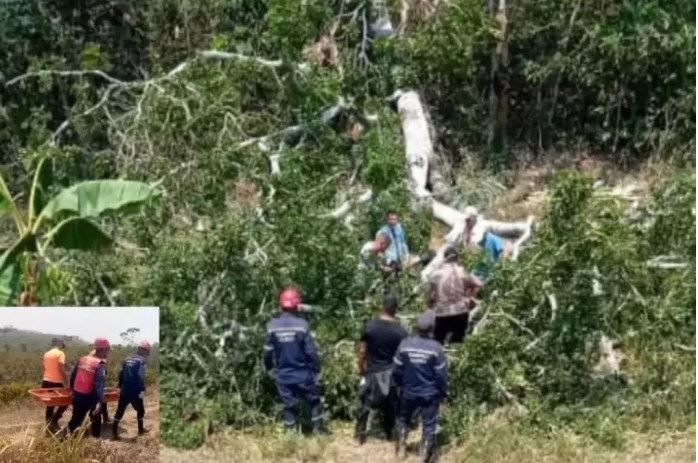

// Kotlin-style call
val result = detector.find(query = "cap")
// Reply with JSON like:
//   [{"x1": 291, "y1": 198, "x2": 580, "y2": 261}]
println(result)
[
  {"x1": 416, "y1": 311, "x2": 436, "y2": 332},
  {"x1": 464, "y1": 206, "x2": 478, "y2": 219},
  {"x1": 94, "y1": 338, "x2": 110, "y2": 349},
  {"x1": 138, "y1": 340, "x2": 152, "y2": 351}
]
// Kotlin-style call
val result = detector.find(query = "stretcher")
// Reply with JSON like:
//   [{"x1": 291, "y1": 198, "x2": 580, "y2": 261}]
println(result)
[{"x1": 28, "y1": 387, "x2": 120, "y2": 407}]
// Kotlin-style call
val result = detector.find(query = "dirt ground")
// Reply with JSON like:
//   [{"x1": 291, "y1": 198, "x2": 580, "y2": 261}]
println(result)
[
  {"x1": 159, "y1": 422, "x2": 695, "y2": 463},
  {"x1": 0, "y1": 389, "x2": 159, "y2": 462}
]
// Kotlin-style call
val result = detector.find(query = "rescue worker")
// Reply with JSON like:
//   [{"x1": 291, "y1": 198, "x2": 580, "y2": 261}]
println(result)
[
  {"x1": 112, "y1": 340, "x2": 151, "y2": 440},
  {"x1": 42, "y1": 338, "x2": 68, "y2": 432},
  {"x1": 263, "y1": 287, "x2": 325, "y2": 434},
  {"x1": 89, "y1": 347, "x2": 110, "y2": 423},
  {"x1": 426, "y1": 247, "x2": 475, "y2": 344},
  {"x1": 355, "y1": 293, "x2": 408, "y2": 444},
  {"x1": 393, "y1": 311, "x2": 448, "y2": 462},
  {"x1": 66, "y1": 338, "x2": 110, "y2": 438}
]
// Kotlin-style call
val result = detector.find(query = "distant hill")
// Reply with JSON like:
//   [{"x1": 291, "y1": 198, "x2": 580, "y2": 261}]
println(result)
[{"x1": 0, "y1": 327, "x2": 90, "y2": 352}]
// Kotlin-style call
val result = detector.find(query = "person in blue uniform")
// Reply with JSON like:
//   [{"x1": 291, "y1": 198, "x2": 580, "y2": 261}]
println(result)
[
  {"x1": 393, "y1": 311, "x2": 448, "y2": 462},
  {"x1": 112, "y1": 340, "x2": 151, "y2": 440},
  {"x1": 264, "y1": 287, "x2": 325, "y2": 434}
]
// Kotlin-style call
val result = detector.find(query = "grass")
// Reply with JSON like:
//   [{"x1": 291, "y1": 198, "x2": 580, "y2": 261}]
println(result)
[
  {"x1": 159, "y1": 419, "x2": 696, "y2": 463},
  {"x1": 0, "y1": 431, "x2": 116, "y2": 463},
  {"x1": 0, "y1": 383, "x2": 34, "y2": 405},
  {"x1": 0, "y1": 389, "x2": 160, "y2": 462},
  {"x1": 0, "y1": 348, "x2": 159, "y2": 391}
]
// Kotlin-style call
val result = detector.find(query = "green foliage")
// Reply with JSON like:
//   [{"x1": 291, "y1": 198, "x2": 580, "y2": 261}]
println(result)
[
  {"x1": 0, "y1": 0, "x2": 693, "y2": 453},
  {"x1": 0, "y1": 382, "x2": 33, "y2": 404},
  {"x1": 444, "y1": 171, "x2": 695, "y2": 440},
  {"x1": 0, "y1": 155, "x2": 160, "y2": 302},
  {"x1": 0, "y1": 342, "x2": 159, "y2": 389}
]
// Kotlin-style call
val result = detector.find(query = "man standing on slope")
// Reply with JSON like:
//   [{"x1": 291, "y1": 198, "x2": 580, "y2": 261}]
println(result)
[
  {"x1": 426, "y1": 247, "x2": 475, "y2": 345},
  {"x1": 42, "y1": 337, "x2": 68, "y2": 432},
  {"x1": 377, "y1": 211, "x2": 410, "y2": 269},
  {"x1": 112, "y1": 340, "x2": 151, "y2": 440},
  {"x1": 264, "y1": 287, "x2": 325, "y2": 434},
  {"x1": 65, "y1": 338, "x2": 110, "y2": 438},
  {"x1": 393, "y1": 311, "x2": 447, "y2": 462},
  {"x1": 355, "y1": 293, "x2": 408, "y2": 444}
]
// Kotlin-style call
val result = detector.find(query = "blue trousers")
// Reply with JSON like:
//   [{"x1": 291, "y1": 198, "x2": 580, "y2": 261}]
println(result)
[
  {"x1": 397, "y1": 396, "x2": 440, "y2": 439},
  {"x1": 276, "y1": 380, "x2": 321, "y2": 428}
]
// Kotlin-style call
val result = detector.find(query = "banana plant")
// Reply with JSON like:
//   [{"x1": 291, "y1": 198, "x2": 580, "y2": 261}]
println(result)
[{"x1": 0, "y1": 157, "x2": 161, "y2": 305}]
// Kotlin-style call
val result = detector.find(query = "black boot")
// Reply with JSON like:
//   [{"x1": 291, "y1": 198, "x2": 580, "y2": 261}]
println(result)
[
  {"x1": 395, "y1": 426, "x2": 408, "y2": 459},
  {"x1": 111, "y1": 420, "x2": 120, "y2": 440},
  {"x1": 354, "y1": 411, "x2": 369, "y2": 444},
  {"x1": 48, "y1": 419, "x2": 60, "y2": 434},
  {"x1": 420, "y1": 436, "x2": 438, "y2": 463},
  {"x1": 138, "y1": 419, "x2": 150, "y2": 436},
  {"x1": 312, "y1": 418, "x2": 329, "y2": 436}
]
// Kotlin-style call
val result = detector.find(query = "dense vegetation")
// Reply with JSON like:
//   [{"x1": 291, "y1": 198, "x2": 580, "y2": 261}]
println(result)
[
  {"x1": 0, "y1": 328, "x2": 159, "y2": 404},
  {"x1": 0, "y1": 0, "x2": 694, "y2": 452}
]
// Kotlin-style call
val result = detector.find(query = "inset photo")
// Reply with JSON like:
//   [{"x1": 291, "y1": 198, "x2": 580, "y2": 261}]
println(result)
[{"x1": 0, "y1": 307, "x2": 159, "y2": 463}]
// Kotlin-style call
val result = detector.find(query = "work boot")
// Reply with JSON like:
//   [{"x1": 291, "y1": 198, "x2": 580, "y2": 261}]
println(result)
[
  {"x1": 311, "y1": 419, "x2": 329, "y2": 436},
  {"x1": 111, "y1": 420, "x2": 120, "y2": 440},
  {"x1": 137, "y1": 419, "x2": 150, "y2": 436},
  {"x1": 395, "y1": 427, "x2": 408, "y2": 459},
  {"x1": 50, "y1": 419, "x2": 61, "y2": 433},
  {"x1": 419, "y1": 436, "x2": 438, "y2": 463},
  {"x1": 354, "y1": 413, "x2": 368, "y2": 444}
]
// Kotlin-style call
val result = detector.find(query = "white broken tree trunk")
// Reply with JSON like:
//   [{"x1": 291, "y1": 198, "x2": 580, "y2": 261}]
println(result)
[
  {"x1": 420, "y1": 209, "x2": 534, "y2": 282},
  {"x1": 393, "y1": 90, "x2": 433, "y2": 199}
]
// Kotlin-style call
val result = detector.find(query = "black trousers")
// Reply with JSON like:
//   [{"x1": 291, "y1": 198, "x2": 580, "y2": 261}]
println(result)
[
  {"x1": 68, "y1": 393, "x2": 101, "y2": 437},
  {"x1": 434, "y1": 313, "x2": 468, "y2": 344},
  {"x1": 100, "y1": 401, "x2": 109, "y2": 421},
  {"x1": 355, "y1": 370, "x2": 398, "y2": 440},
  {"x1": 114, "y1": 395, "x2": 145, "y2": 421},
  {"x1": 42, "y1": 380, "x2": 67, "y2": 423}
]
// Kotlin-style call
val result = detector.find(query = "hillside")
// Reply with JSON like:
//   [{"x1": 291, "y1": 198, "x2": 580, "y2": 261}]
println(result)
[
  {"x1": 0, "y1": 0, "x2": 694, "y2": 461},
  {"x1": 0, "y1": 327, "x2": 89, "y2": 350}
]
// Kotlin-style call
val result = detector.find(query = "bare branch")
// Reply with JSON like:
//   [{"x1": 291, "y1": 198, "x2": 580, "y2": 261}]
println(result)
[
  {"x1": 6, "y1": 69, "x2": 126, "y2": 87},
  {"x1": 324, "y1": 189, "x2": 373, "y2": 219},
  {"x1": 197, "y1": 50, "x2": 285, "y2": 68}
]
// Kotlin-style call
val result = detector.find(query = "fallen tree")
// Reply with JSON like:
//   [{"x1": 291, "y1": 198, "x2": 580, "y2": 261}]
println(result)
[{"x1": 353, "y1": 89, "x2": 535, "y2": 280}]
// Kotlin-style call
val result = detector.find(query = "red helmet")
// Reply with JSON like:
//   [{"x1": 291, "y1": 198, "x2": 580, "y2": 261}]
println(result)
[
  {"x1": 94, "y1": 338, "x2": 110, "y2": 349},
  {"x1": 138, "y1": 340, "x2": 152, "y2": 351},
  {"x1": 279, "y1": 287, "x2": 301, "y2": 311}
]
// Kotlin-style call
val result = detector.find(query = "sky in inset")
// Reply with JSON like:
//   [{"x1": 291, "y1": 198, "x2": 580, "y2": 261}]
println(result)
[{"x1": 0, "y1": 307, "x2": 159, "y2": 345}]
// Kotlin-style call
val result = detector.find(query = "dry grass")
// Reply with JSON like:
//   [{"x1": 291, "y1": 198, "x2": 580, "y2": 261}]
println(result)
[
  {"x1": 0, "y1": 389, "x2": 159, "y2": 462},
  {"x1": 159, "y1": 422, "x2": 695, "y2": 463}
]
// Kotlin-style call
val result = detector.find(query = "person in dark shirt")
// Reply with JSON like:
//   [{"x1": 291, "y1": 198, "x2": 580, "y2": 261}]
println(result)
[{"x1": 355, "y1": 293, "x2": 408, "y2": 444}]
